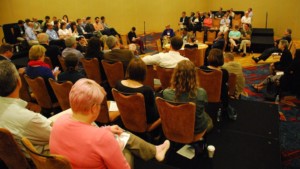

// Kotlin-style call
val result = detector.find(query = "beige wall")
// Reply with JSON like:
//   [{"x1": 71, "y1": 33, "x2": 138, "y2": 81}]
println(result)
[{"x1": 0, "y1": 0, "x2": 299, "y2": 44}]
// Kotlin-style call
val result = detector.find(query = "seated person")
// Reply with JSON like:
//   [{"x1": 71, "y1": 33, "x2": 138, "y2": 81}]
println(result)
[
  {"x1": 190, "y1": 12, "x2": 202, "y2": 32},
  {"x1": 0, "y1": 43, "x2": 14, "y2": 61},
  {"x1": 115, "y1": 58, "x2": 159, "y2": 123},
  {"x1": 203, "y1": 13, "x2": 213, "y2": 31},
  {"x1": 58, "y1": 22, "x2": 72, "y2": 39},
  {"x1": 252, "y1": 29, "x2": 292, "y2": 63},
  {"x1": 13, "y1": 20, "x2": 26, "y2": 42},
  {"x1": 0, "y1": 60, "x2": 52, "y2": 156},
  {"x1": 49, "y1": 78, "x2": 170, "y2": 169},
  {"x1": 128, "y1": 27, "x2": 145, "y2": 54},
  {"x1": 84, "y1": 16, "x2": 95, "y2": 34},
  {"x1": 200, "y1": 49, "x2": 236, "y2": 120},
  {"x1": 57, "y1": 53, "x2": 85, "y2": 84},
  {"x1": 25, "y1": 45, "x2": 61, "y2": 116},
  {"x1": 269, "y1": 40, "x2": 293, "y2": 74},
  {"x1": 214, "y1": 7, "x2": 224, "y2": 18},
  {"x1": 237, "y1": 23, "x2": 252, "y2": 57},
  {"x1": 179, "y1": 11, "x2": 189, "y2": 29},
  {"x1": 25, "y1": 22, "x2": 39, "y2": 45},
  {"x1": 184, "y1": 34, "x2": 198, "y2": 49},
  {"x1": 181, "y1": 28, "x2": 189, "y2": 43},
  {"x1": 241, "y1": 11, "x2": 252, "y2": 28},
  {"x1": 104, "y1": 36, "x2": 134, "y2": 72},
  {"x1": 204, "y1": 32, "x2": 225, "y2": 65},
  {"x1": 163, "y1": 60, "x2": 213, "y2": 134},
  {"x1": 228, "y1": 25, "x2": 241, "y2": 52},
  {"x1": 219, "y1": 14, "x2": 230, "y2": 33},
  {"x1": 62, "y1": 37, "x2": 84, "y2": 59},
  {"x1": 142, "y1": 36, "x2": 188, "y2": 68},
  {"x1": 100, "y1": 16, "x2": 121, "y2": 38},
  {"x1": 161, "y1": 24, "x2": 175, "y2": 48},
  {"x1": 222, "y1": 53, "x2": 246, "y2": 98}
]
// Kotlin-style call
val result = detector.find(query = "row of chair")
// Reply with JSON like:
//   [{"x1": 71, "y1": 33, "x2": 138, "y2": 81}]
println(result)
[{"x1": 0, "y1": 128, "x2": 72, "y2": 169}]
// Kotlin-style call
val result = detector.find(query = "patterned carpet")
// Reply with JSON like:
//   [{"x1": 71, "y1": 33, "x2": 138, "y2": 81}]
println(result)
[{"x1": 143, "y1": 32, "x2": 300, "y2": 168}]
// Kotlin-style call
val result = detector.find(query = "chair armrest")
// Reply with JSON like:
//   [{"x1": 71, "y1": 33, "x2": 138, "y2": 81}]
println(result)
[{"x1": 147, "y1": 118, "x2": 161, "y2": 132}]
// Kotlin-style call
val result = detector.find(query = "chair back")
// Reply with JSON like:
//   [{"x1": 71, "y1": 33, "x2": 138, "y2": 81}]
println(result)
[
  {"x1": 228, "y1": 73, "x2": 237, "y2": 97},
  {"x1": 44, "y1": 57, "x2": 53, "y2": 69},
  {"x1": 289, "y1": 41, "x2": 297, "y2": 59},
  {"x1": 0, "y1": 128, "x2": 31, "y2": 169},
  {"x1": 213, "y1": 18, "x2": 221, "y2": 28},
  {"x1": 81, "y1": 58, "x2": 102, "y2": 85},
  {"x1": 21, "y1": 137, "x2": 72, "y2": 169},
  {"x1": 121, "y1": 35, "x2": 129, "y2": 47},
  {"x1": 232, "y1": 19, "x2": 241, "y2": 28},
  {"x1": 112, "y1": 89, "x2": 148, "y2": 133},
  {"x1": 205, "y1": 31, "x2": 216, "y2": 45},
  {"x1": 95, "y1": 96, "x2": 109, "y2": 124},
  {"x1": 175, "y1": 30, "x2": 182, "y2": 37},
  {"x1": 234, "y1": 14, "x2": 242, "y2": 20},
  {"x1": 184, "y1": 48, "x2": 201, "y2": 67},
  {"x1": 156, "y1": 66, "x2": 174, "y2": 89},
  {"x1": 196, "y1": 31, "x2": 204, "y2": 43},
  {"x1": 101, "y1": 60, "x2": 124, "y2": 88},
  {"x1": 24, "y1": 75, "x2": 53, "y2": 109},
  {"x1": 143, "y1": 65, "x2": 155, "y2": 90},
  {"x1": 19, "y1": 71, "x2": 32, "y2": 102},
  {"x1": 156, "y1": 39, "x2": 163, "y2": 52},
  {"x1": 155, "y1": 98, "x2": 196, "y2": 144},
  {"x1": 197, "y1": 69, "x2": 222, "y2": 102},
  {"x1": 58, "y1": 56, "x2": 67, "y2": 72},
  {"x1": 49, "y1": 79, "x2": 73, "y2": 111}
]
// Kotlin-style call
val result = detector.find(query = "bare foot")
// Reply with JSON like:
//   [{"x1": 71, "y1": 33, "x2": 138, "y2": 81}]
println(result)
[{"x1": 155, "y1": 140, "x2": 170, "y2": 162}]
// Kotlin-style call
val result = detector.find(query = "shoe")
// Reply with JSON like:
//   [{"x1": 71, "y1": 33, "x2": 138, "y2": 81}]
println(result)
[
  {"x1": 242, "y1": 53, "x2": 246, "y2": 57},
  {"x1": 252, "y1": 56, "x2": 259, "y2": 63},
  {"x1": 236, "y1": 50, "x2": 241, "y2": 54}
]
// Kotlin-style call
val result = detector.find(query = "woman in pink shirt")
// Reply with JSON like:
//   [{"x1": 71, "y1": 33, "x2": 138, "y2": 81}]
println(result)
[
  {"x1": 50, "y1": 78, "x2": 170, "y2": 169},
  {"x1": 203, "y1": 13, "x2": 213, "y2": 30}
]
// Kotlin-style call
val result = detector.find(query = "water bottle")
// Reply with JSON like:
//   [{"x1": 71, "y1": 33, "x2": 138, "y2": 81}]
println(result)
[{"x1": 217, "y1": 108, "x2": 222, "y2": 122}]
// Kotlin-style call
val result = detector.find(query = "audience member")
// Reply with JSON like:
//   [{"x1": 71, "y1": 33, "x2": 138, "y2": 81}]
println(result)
[
  {"x1": 0, "y1": 60, "x2": 52, "y2": 156},
  {"x1": 184, "y1": 34, "x2": 198, "y2": 49},
  {"x1": 188, "y1": 12, "x2": 196, "y2": 31},
  {"x1": 104, "y1": 36, "x2": 134, "y2": 71},
  {"x1": 252, "y1": 29, "x2": 292, "y2": 63},
  {"x1": 62, "y1": 37, "x2": 84, "y2": 59},
  {"x1": 94, "y1": 16, "x2": 111, "y2": 36},
  {"x1": 228, "y1": 25, "x2": 241, "y2": 52},
  {"x1": 58, "y1": 22, "x2": 72, "y2": 39},
  {"x1": 25, "y1": 45, "x2": 60, "y2": 115},
  {"x1": 269, "y1": 40, "x2": 293, "y2": 74},
  {"x1": 115, "y1": 58, "x2": 159, "y2": 123},
  {"x1": 215, "y1": 7, "x2": 224, "y2": 18},
  {"x1": 25, "y1": 22, "x2": 39, "y2": 45},
  {"x1": 237, "y1": 23, "x2": 252, "y2": 57},
  {"x1": 161, "y1": 24, "x2": 175, "y2": 48},
  {"x1": 163, "y1": 60, "x2": 213, "y2": 134},
  {"x1": 46, "y1": 23, "x2": 60, "y2": 41},
  {"x1": 142, "y1": 36, "x2": 188, "y2": 68},
  {"x1": 32, "y1": 17, "x2": 41, "y2": 32},
  {"x1": 179, "y1": 11, "x2": 189, "y2": 29},
  {"x1": 100, "y1": 16, "x2": 121, "y2": 38},
  {"x1": 204, "y1": 32, "x2": 225, "y2": 65},
  {"x1": 222, "y1": 53, "x2": 246, "y2": 98},
  {"x1": 76, "y1": 18, "x2": 86, "y2": 36},
  {"x1": 42, "y1": 16, "x2": 51, "y2": 32},
  {"x1": 203, "y1": 13, "x2": 213, "y2": 31},
  {"x1": 50, "y1": 78, "x2": 170, "y2": 169},
  {"x1": 219, "y1": 14, "x2": 230, "y2": 33},
  {"x1": 200, "y1": 49, "x2": 236, "y2": 120},
  {"x1": 69, "y1": 22, "x2": 79, "y2": 37},
  {"x1": 50, "y1": 16, "x2": 57, "y2": 25},
  {"x1": 128, "y1": 27, "x2": 145, "y2": 54},
  {"x1": 248, "y1": 8, "x2": 253, "y2": 18},
  {"x1": 37, "y1": 33, "x2": 62, "y2": 69},
  {"x1": 84, "y1": 16, "x2": 95, "y2": 33},
  {"x1": 13, "y1": 20, "x2": 26, "y2": 41},
  {"x1": 241, "y1": 11, "x2": 252, "y2": 28},
  {"x1": 57, "y1": 53, "x2": 85, "y2": 83},
  {"x1": 191, "y1": 12, "x2": 202, "y2": 32},
  {"x1": 0, "y1": 44, "x2": 14, "y2": 61},
  {"x1": 229, "y1": 8, "x2": 235, "y2": 19}
]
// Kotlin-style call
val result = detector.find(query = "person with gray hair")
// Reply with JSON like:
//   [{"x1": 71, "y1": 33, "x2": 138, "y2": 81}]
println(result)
[
  {"x1": 37, "y1": 33, "x2": 62, "y2": 69},
  {"x1": 222, "y1": 53, "x2": 246, "y2": 98},
  {"x1": 0, "y1": 43, "x2": 14, "y2": 61},
  {"x1": 103, "y1": 36, "x2": 134, "y2": 71},
  {"x1": 0, "y1": 60, "x2": 52, "y2": 156},
  {"x1": 252, "y1": 28, "x2": 292, "y2": 63},
  {"x1": 62, "y1": 37, "x2": 84, "y2": 59}
]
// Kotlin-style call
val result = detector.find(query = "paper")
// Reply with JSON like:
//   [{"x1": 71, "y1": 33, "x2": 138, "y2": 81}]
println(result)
[
  {"x1": 176, "y1": 144, "x2": 195, "y2": 159},
  {"x1": 115, "y1": 132, "x2": 130, "y2": 150},
  {"x1": 109, "y1": 101, "x2": 119, "y2": 111},
  {"x1": 276, "y1": 71, "x2": 284, "y2": 76}
]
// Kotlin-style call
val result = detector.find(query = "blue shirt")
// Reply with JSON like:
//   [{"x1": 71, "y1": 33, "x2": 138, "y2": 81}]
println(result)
[
  {"x1": 25, "y1": 27, "x2": 37, "y2": 40},
  {"x1": 46, "y1": 29, "x2": 59, "y2": 41}
]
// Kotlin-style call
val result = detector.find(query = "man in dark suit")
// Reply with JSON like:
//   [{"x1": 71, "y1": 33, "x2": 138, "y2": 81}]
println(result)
[
  {"x1": 0, "y1": 44, "x2": 14, "y2": 61},
  {"x1": 84, "y1": 16, "x2": 95, "y2": 33},
  {"x1": 12, "y1": 20, "x2": 26, "y2": 42},
  {"x1": 104, "y1": 36, "x2": 134, "y2": 71},
  {"x1": 252, "y1": 28, "x2": 292, "y2": 63},
  {"x1": 179, "y1": 11, "x2": 189, "y2": 29},
  {"x1": 37, "y1": 33, "x2": 62, "y2": 69}
]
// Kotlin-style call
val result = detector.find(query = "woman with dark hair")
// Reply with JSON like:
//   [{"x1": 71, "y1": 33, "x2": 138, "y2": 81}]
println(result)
[
  {"x1": 62, "y1": 15, "x2": 69, "y2": 23},
  {"x1": 69, "y1": 22, "x2": 78, "y2": 37},
  {"x1": 115, "y1": 58, "x2": 159, "y2": 123},
  {"x1": 85, "y1": 37, "x2": 106, "y2": 80},
  {"x1": 163, "y1": 60, "x2": 213, "y2": 134},
  {"x1": 57, "y1": 53, "x2": 85, "y2": 84},
  {"x1": 58, "y1": 22, "x2": 71, "y2": 39},
  {"x1": 200, "y1": 48, "x2": 236, "y2": 120}
]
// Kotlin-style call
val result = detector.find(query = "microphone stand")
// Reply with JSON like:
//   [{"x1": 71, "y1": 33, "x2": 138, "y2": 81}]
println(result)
[{"x1": 144, "y1": 21, "x2": 147, "y2": 49}]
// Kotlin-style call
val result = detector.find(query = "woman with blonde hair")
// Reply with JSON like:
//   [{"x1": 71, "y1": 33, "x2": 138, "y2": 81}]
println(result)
[{"x1": 163, "y1": 60, "x2": 213, "y2": 135}]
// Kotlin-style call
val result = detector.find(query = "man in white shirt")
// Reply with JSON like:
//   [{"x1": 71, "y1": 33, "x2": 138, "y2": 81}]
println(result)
[
  {"x1": 142, "y1": 36, "x2": 188, "y2": 68},
  {"x1": 241, "y1": 11, "x2": 252, "y2": 28},
  {"x1": 25, "y1": 22, "x2": 39, "y2": 45},
  {"x1": 0, "y1": 60, "x2": 52, "y2": 156}
]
